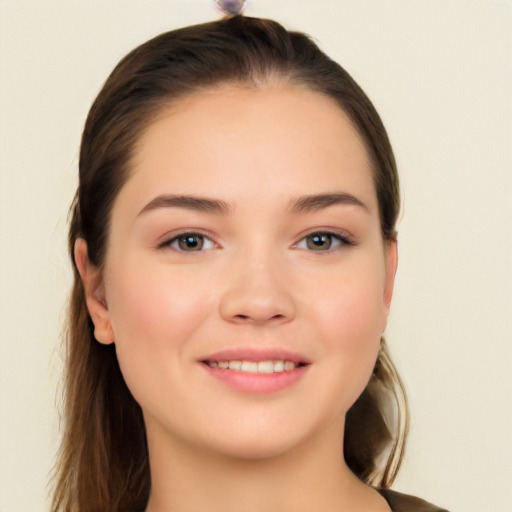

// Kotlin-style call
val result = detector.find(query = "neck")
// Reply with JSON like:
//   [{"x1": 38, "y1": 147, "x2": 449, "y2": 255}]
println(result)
[{"x1": 144, "y1": 416, "x2": 386, "y2": 512}]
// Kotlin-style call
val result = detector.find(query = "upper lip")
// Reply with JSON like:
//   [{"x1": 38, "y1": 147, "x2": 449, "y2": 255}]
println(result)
[{"x1": 200, "y1": 347, "x2": 312, "y2": 365}]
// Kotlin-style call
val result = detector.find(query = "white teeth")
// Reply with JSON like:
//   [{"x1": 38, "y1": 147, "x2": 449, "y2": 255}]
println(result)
[
  {"x1": 273, "y1": 360, "x2": 284, "y2": 372},
  {"x1": 208, "y1": 359, "x2": 299, "y2": 373},
  {"x1": 241, "y1": 361, "x2": 258, "y2": 373},
  {"x1": 257, "y1": 361, "x2": 274, "y2": 374},
  {"x1": 284, "y1": 361, "x2": 295, "y2": 371}
]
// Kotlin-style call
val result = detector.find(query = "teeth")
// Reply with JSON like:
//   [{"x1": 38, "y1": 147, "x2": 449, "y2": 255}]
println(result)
[
  {"x1": 208, "y1": 359, "x2": 299, "y2": 373},
  {"x1": 257, "y1": 361, "x2": 274, "y2": 374},
  {"x1": 240, "y1": 361, "x2": 258, "y2": 373},
  {"x1": 273, "y1": 360, "x2": 284, "y2": 372}
]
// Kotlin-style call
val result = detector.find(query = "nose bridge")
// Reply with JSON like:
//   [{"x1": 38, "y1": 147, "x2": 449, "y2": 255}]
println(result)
[{"x1": 219, "y1": 240, "x2": 296, "y2": 325}]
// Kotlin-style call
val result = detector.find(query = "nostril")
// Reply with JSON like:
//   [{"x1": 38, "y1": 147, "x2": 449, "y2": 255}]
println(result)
[
  {"x1": 233, "y1": 313, "x2": 286, "y2": 323},
  {"x1": 219, "y1": 289, "x2": 296, "y2": 324}
]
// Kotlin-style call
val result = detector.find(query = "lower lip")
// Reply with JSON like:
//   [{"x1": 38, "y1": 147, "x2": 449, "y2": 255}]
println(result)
[{"x1": 200, "y1": 363, "x2": 309, "y2": 394}]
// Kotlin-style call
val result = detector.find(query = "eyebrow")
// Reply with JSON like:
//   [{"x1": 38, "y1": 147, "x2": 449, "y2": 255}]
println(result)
[
  {"x1": 290, "y1": 193, "x2": 369, "y2": 214},
  {"x1": 138, "y1": 194, "x2": 232, "y2": 216}
]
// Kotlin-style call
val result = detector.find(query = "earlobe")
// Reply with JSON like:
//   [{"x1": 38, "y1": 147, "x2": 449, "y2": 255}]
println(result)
[{"x1": 74, "y1": 239, "x2": 114, "y2": 345}]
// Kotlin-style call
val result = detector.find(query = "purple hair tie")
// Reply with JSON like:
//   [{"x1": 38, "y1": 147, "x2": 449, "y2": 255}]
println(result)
[{"x1": 214, "y1": 0, "x2": 247, "y2": 16}]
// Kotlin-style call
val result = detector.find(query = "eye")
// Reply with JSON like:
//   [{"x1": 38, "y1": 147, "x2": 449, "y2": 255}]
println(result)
[
  {"x1": 295, "y1": 231, "x2": 353, "y2": 252},
  {"x1": 160, "y1": 233, "x2": 216, "y2": 252}
]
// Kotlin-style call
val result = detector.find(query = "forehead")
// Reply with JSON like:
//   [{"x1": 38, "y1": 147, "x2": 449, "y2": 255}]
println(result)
[{"x1": 123, "y1": 84, "x2": 376, "y2": 214}]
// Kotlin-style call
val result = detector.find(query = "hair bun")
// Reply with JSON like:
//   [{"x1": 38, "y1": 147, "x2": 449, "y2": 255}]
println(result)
[{"x1": 214, "y1": 0, "x2": 247, "y2": 16}]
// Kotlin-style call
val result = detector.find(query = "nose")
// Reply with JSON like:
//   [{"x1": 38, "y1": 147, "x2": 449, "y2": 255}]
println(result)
[{"x1": 218, "y1": 254, "x2": 296, "y2": 326}]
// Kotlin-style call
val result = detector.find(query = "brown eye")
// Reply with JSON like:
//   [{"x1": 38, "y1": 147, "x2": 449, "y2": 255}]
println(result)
[
  {"x1": 305, "y1": 233, "x2": 333, "y2": 251},
  {"x1": 295, "y1": 231, "x2": 352, "y2": 252},
  {"x1": 177, "y1": 234, "x2": 205, "y2": 251},
  {"x1": 160, "y1": 232, "x2": 215, "y2": 252}
]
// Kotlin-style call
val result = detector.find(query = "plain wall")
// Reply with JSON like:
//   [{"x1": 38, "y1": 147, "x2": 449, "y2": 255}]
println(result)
[{"x1": 1, "y1": 1, "x2": 511, "y2": 510}]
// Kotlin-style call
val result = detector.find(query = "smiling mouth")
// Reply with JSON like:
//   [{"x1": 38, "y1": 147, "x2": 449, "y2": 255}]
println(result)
[
  {"x1": 202, "y1": 360, "x2": 308, "y2": 374},
  {"x1": 200, "y1": 353, "x2": 310, "y2": 393}
]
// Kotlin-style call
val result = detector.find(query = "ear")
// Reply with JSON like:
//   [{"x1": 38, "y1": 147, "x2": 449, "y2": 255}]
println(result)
[
  {"x1": 74, "y1": 238, "x2": 114, "y2": 345},
  {"x1": 383, "y1": 238, "x2": 398, "y2": 312}
]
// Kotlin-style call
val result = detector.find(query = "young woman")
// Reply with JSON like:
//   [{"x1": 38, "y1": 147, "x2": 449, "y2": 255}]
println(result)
[{"x1": 51, "y1": 14, "x2": 449, "y2": 512}]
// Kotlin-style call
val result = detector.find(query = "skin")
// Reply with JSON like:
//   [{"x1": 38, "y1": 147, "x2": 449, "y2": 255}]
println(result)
[{"x1": 76, "y1": 84, "x2": 397, "y2": 512}]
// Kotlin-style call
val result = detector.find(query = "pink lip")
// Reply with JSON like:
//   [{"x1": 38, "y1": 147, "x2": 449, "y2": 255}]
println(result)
[
  {"x1": 198, "y1": 347, "x2": 311, "y2": 394},
  {"x1": 200, "y1": 363, "x2": 309, "y2": 393}
]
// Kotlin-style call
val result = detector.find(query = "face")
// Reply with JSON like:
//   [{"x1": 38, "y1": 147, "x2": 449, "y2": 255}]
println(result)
[{"x1": 79, "y1": 85, "x2": 397, "y2": 460}]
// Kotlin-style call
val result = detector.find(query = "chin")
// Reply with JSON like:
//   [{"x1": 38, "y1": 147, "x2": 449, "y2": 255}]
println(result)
[{"x1": 209, "y1": 435, "x2": 301, "y2": 462}]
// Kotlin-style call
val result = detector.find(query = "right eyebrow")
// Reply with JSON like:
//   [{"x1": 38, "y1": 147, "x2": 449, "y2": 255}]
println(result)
[
  {"x1": 290, "y1": 192, "x2": 369, "y2": 214},
  {"x1": 137, "y1": 194, "x2": 233, "y2": 216}
]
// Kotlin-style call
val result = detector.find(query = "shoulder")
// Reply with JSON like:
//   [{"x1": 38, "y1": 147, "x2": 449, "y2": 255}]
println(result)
[{"x1": 376, "y1": 488, "x2": 450, "y2": 512}]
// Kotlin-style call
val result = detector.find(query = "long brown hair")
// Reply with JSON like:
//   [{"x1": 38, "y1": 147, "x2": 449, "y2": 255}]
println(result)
[{"x1": 52, "y1": 15, "x2": 407, "y2": 512}]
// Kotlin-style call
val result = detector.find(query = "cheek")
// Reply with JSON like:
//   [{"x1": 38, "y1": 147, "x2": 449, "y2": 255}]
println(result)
[
  {"x1": 307, "y1": 261, "x2": 387, "y2": 406},
  {"x1": 335, "y1": 284, "x2": 385, "y2": 338},
  {"x1": 107, "y1": 256, "x2": 214, "y2": 339},
  {"x1": 104, "y1": 260, "x2": 215, "y2": 389},
  {"x1": 311, "y1": 254, "x2": 387, "y2": 340},
  {"x1": 326, "y1": 282, "x2": 384, "y2": 362}
]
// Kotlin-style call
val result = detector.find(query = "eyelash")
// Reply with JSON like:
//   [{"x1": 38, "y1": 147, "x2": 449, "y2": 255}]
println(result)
[
  {"x1": 158, "y1": 229, "x2": 355, "y2": 253},
  {"x1": 158, "y1": 231, "x2": 217, "y2": 252},
  {"x1": 293, "y1": 230, "x2": 355, "y2": 253}
]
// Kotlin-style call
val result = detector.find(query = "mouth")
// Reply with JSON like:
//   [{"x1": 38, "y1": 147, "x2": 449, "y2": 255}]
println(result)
[
  {"x1": 202, "y1": 359, "x2": 308, "y2": 373},
  {"x1": 199, "y1": 348, "x2": 311, "y2": 393}
]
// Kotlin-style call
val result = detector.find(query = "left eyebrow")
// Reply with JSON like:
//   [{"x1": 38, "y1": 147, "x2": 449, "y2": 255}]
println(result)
[
  {"x1": 289, "y1": 193, "x2": 369, "y2": 214},
  {"x1": 137, "y1": 194, "x2": 233, "y2": 216}
]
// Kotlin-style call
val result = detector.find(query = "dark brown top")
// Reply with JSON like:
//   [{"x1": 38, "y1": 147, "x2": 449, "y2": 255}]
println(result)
[{"x1": 377, "y1": 489, "x2": 449, "y2": 512}]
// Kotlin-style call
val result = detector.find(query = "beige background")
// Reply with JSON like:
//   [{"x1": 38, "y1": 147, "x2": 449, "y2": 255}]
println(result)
[{"x1": 1, "y1": 1, "x2": 511, "y2": 510}]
